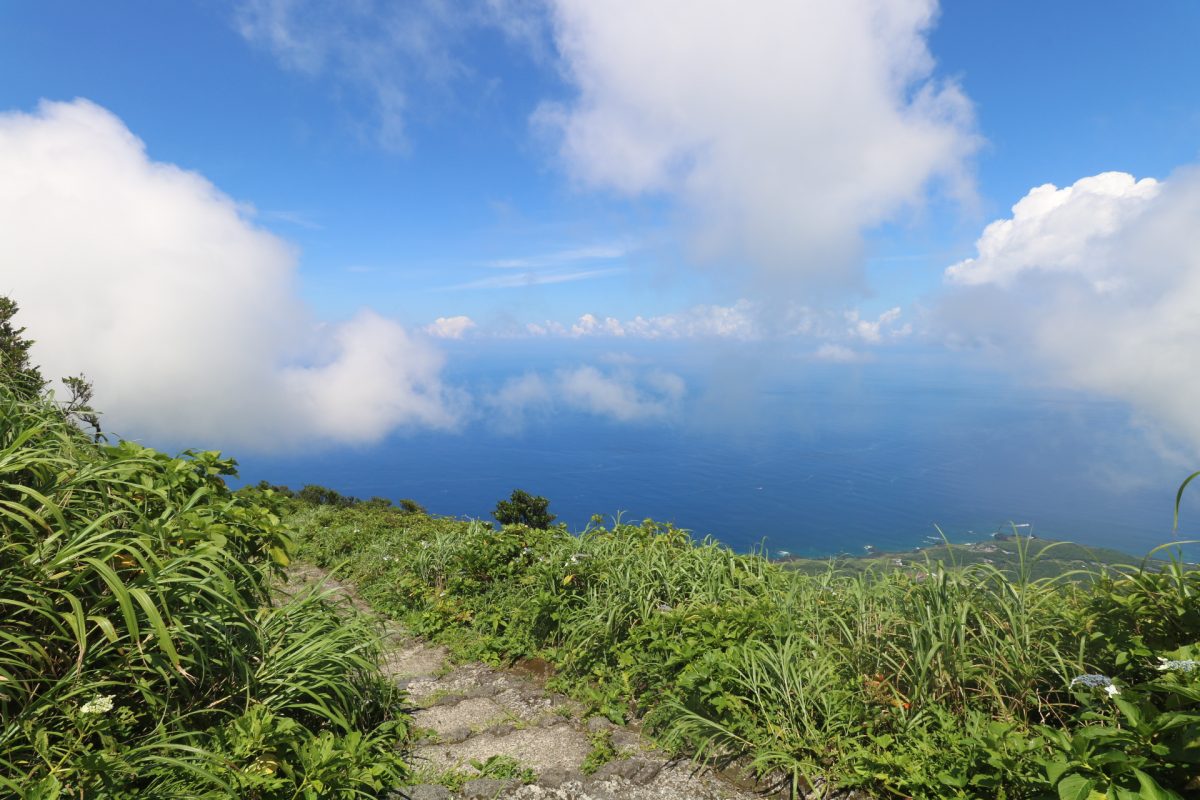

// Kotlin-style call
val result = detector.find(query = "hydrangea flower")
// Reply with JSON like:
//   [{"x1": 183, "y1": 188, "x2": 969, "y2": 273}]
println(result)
[
  {"x1": 1155, "y1": 658, "x2": 1199, "y2": 673},
  {"x1": 1070, "y1": 674, "x2": 1120, "y2": 696},
  {"x1": 80, "y1": 695, "x2": 115, "y2": 715}
]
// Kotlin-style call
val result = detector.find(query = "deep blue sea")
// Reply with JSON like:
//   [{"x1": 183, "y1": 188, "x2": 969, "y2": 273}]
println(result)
[{"x1": 234, "y1": 344, "x2": 1200, "y2": 559}]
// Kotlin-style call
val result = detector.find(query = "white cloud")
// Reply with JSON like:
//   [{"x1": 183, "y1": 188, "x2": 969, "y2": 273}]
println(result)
[
  {"x1": 488, "y1": 365, "x2": 685, "y2": 427},
  {"x1": 812, "y1": 344, "x2": 871, "y2": 363},
  {"x1": 939, "y1": 167, "x2": 1200, "y2": 452},
  {"x1": 558, "y1": 366, "x2": 682, "y2": 421},
  {"x1": 524, "y1": 301, "x2": 760, "y2": 340},
  {"x1": 945, "y1": 172, "x2": 1160, "y2": 288},
  {"x1": 523, "y1": 299, "x2": 910, "y2": 344},
  {"x1": 537, "y1": 0, "x2": 977, "y2": 287},
  {"x1": 846, "y1": 306, "x2": 909, "y2": 343},
  {"x1": 0, "y1": 99, "x2": 459, "y2": 449},
  {"x1": 570, "y1": 313, "x2": 626, "y2": 337},
  {"x1": 425, "y1": 315, "x2": 478, "y2": 339}
]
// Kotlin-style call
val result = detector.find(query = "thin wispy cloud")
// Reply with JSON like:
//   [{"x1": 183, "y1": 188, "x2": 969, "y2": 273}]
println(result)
[
  {"x1": 487, "y1": 364, "x2": 686, "y2": 430},
  {"x1": 441, "y1": 266, "x2": 626, "y2": 291},
  {"x1": 233, "y1": 0, "x2": 549, "y2": 152},
  {"x1": 484, "y1": 242, "x2": 630, "y2": 269},
  {"x1": 262, "y1": 209, "x2": 324, "y2": 230},
  {"x1": 234, "y1": 0, "x2": 470, "y2": 151}
]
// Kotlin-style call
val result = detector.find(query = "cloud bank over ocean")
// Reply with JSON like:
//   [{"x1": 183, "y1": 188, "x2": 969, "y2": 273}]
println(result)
[{"x1": 940, "y1": 169, "x2": 1200, "y2": 452}]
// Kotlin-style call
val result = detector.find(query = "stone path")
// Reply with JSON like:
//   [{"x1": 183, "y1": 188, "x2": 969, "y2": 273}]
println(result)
[{"x1": 282, "y1": 565, "x2": 767, "y2": 800}]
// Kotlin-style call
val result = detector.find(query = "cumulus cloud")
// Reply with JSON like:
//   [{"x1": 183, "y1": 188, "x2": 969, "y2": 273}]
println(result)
[
  {"x1": 537, "y1": 0, "x2": 977, "y2": 287},
  {"x1": 939, "y1": 168, "x2": 1200, "y2": 452},
  {"x1": 0, "y1": 99, "x2": 459, "y2": 449},
  {"x1": 524, "y1": 302, "x2": 760, "y2": 340},
  {"x1": 846, "y1": 307, "x2": 911, "y2": 343},
  {"x1": 425, "y1": 315, "x2": 478, "y2": 339},
  {"x1": 945, "y1": 172, "x2": 1161, "y2": 288},
  {"x1": 488, "y1": 365, "x2": 685, "y2": 429}
]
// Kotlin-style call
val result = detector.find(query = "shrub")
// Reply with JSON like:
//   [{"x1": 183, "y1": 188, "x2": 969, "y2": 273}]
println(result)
[{"x1": 492, "y1": 488, "x2": 556, "y2": 529}]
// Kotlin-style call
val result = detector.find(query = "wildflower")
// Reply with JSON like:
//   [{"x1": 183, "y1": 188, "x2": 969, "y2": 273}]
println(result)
[
  {"x1": 1071, "y1": 674, "x2": 1119, "y2": 696},
  {"x1": 1155, "y1": 658, "x2": 1199, "y2": 673},
  {"x1": 80, "y1": 695, "x2": 114, "y2": 715}
]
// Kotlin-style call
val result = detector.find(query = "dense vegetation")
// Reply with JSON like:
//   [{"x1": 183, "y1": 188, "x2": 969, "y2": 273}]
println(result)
[
  {"x1": 287, "y1": 500, "x2": 1200, "y2": 799},
  {"x1": 0, "y1": 303, "x2": 408, "y2": 798}
]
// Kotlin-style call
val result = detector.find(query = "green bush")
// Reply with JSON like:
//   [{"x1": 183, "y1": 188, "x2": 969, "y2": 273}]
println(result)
[{"x1": 492, "y1": 489, "x2": 556, "y2": 529}]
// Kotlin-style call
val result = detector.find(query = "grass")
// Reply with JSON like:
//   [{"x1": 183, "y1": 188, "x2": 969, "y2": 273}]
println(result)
[
  {"x1": 0, "y1": 387, "x2": 410, "y2": 798},
  {"x1": 410, "y1": 754, "x2": 536, "y2": 792},
  {"x1": 283, "y1": 498, "x2": 1200, "y2": 799}
]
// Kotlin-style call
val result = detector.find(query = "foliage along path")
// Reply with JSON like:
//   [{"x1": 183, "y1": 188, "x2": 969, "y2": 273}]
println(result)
[{"x1": 282, "y1": 564, "x2": 773, "y2": 800}]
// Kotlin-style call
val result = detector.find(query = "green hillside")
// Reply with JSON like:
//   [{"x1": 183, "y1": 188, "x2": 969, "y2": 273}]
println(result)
[{"x1": 781, "y1": 536, "x2": 1190, "y2": 582}]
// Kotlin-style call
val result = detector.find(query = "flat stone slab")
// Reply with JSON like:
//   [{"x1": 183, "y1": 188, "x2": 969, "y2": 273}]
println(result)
[
  {"x1": 504, "y1": 761, "x2": 760, "y2": 800},
  {"x1": 384, "y1": 641, "x2": 450, "y2": 681},
  {"x1": 415, "y1": 727, "x2": 593, "y2": 775},
  {"x1": 411, "y1": 696, "x2": 513, "y2": 736}
]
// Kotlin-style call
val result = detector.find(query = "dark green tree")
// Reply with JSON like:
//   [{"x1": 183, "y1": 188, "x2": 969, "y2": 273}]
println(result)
[
  {"x1": 297, "y1": 484, "x2": 358, "y2": 508},
  {"x1": 0, "y1": 297, "x2": 46, "y2": 400},
  {"x1": 492, "y1": 489, "x2": 556, "y2": 529},
  {"x1": 1, "y1": 296, "x2": 102, "y2": 439}
]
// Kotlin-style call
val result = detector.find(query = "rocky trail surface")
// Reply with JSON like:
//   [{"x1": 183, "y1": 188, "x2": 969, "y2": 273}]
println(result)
[{"x1": 282, "y1": 564, "x2": 768, "y2": 800}]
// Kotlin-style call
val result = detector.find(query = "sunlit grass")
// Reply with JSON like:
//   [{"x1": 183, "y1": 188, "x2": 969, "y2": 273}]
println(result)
[
  {"x1": 0, "y1": 388, "x2": 409, "y2": 797},
  {"x1": 290, "y1": 495, "x2": 1200, "y2": 798}
]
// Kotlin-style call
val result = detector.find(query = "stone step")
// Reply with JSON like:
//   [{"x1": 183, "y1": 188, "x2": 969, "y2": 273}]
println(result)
[{"x1": 414, "y1": 727, "x2": 594, "y2": 775}]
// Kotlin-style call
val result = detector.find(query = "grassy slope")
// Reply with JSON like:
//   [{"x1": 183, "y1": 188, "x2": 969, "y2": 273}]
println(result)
[
  {"x1": 0, "y1": 392, "x2": 409, "y2": 799},
  {"x1": 286, "y1": 500, "x2": 1200, "y2": 800}
]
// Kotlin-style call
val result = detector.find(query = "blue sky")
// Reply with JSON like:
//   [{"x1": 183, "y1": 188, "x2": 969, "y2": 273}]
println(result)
[{"x1": 2, "y1": 1, "x2": 1200, "y2": 457}]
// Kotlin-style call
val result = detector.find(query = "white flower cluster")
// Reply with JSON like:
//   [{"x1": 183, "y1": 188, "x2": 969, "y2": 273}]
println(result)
[{"x1": 80, "y1": 694, "x2": 115, "y2": 715}]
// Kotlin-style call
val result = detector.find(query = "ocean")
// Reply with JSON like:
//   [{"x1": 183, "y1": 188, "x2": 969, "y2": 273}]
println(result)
[{"x1": 234, "y1": 345, "x2": 1200, "y2": 559}]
